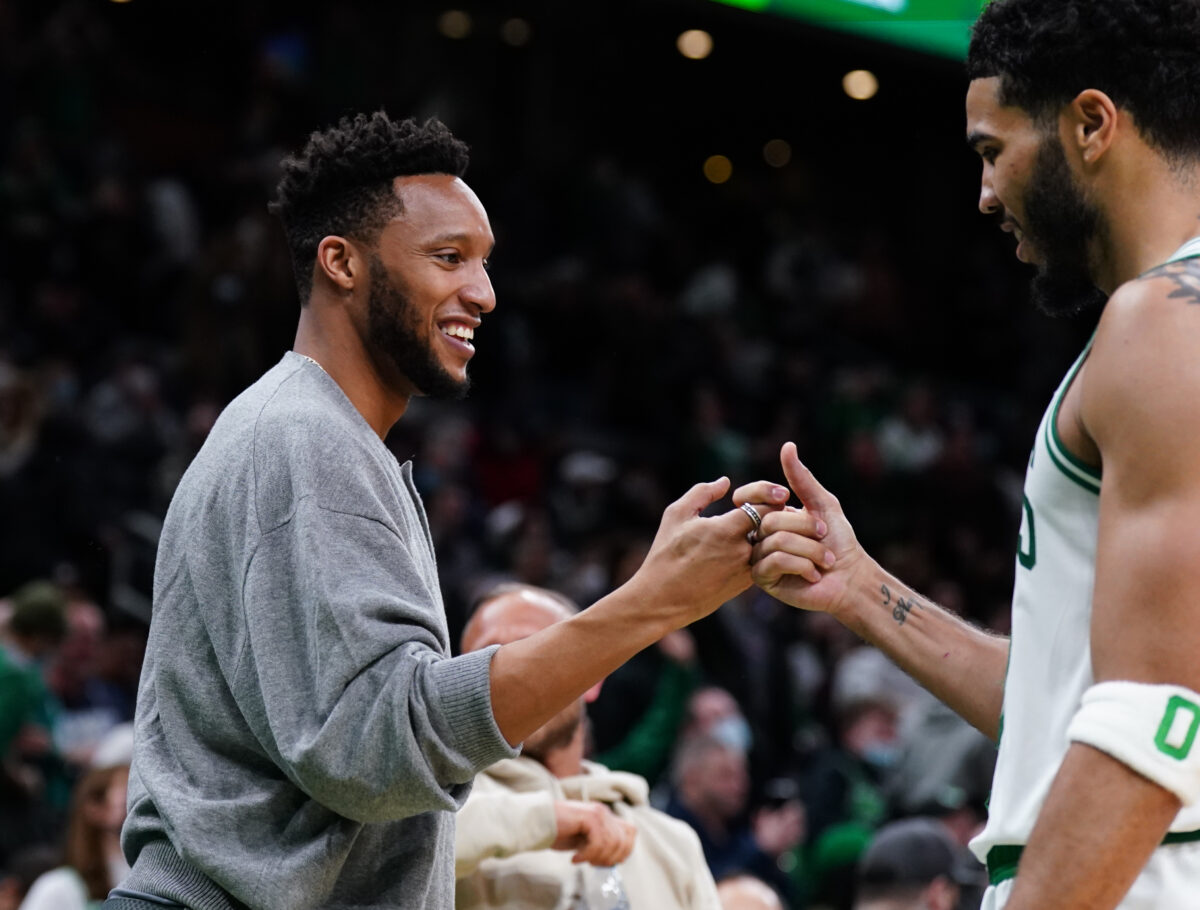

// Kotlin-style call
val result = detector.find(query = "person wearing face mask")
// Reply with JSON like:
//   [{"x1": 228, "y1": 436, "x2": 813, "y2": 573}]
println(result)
[
  {"x1": 683, "y1": 688, "x2": 755, "y2": 756},
  {"x1": 790, "y1": 696, "x2": 902, "y2": 907},
  {"x1": 801, "y1": 697, "x2": 900, "y2": 845}
]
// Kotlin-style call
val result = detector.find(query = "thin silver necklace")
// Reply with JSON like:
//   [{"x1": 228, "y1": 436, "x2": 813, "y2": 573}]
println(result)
[{"x1": 297, "y1": 353, "x2": 329, "y2": 375}]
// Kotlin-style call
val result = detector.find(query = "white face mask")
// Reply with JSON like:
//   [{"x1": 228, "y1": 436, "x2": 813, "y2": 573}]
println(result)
[
  {"x1": 861, "y1": 741, "x2": 902, "y2": 770},
  {"x1": 711, "y1": 716, "x2": 752, "y2": 753}
]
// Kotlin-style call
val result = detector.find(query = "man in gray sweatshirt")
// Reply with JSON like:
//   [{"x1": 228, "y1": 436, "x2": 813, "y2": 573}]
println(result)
[{"x1": 105, "y1": 113, "x2": 798, "y2": 910}]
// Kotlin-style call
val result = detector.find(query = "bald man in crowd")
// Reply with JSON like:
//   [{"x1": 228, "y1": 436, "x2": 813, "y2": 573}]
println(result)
[
  {"x1": 455, "y1": 584, "x2": 721, "y2": 910},
  {"x1": 716, "y1": 876, "x2": 785, "y2": 910}
]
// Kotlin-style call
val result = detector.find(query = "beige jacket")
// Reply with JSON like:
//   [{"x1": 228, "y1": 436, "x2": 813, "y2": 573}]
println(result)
[{"x1": 455, "y1": 757, "x2": 721, "y2": 910}]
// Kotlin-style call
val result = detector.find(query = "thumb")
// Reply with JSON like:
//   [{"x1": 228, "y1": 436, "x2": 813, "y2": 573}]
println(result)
[
  {"x1": 672, "y1": 476, "x2": 731, "y2": 518},
  {"x1": 780, "y1": 442, "x2": 837, "y2": 512}
]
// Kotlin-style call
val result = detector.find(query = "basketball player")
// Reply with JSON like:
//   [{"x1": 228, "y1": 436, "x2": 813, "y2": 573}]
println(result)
[
  {"x1": 107, "y1": 113, "x2": 765, "y2": 910},
  {"x1": 735, "y1": 1, "x2": 1200, "y2": 907}
]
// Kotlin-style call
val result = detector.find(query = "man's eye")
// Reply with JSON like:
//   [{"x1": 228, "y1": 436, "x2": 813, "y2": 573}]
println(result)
[
  {"x1": 438, "y1": 252, "x2": 462, "y2": 264},
  {"x1": 482, "y1": 258, "x2": 491, "y2": 271}
]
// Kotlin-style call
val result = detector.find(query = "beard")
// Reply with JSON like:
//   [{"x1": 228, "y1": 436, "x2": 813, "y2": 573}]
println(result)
[
  {"x1": 1021, "y1": 136, "x2": 1109, "y2": 318},
  {"x1": 367, "y1": 254, "x2": 470, "y2": 400},
  {"x1": 521, "y1": 698, "x2": 585, "y2": 764}
]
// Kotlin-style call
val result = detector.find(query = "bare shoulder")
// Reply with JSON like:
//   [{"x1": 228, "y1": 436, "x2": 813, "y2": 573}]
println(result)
[
  {"x1": 1137, "y1": 254, "x2": 1200, "y2": 307},
  {"x1": 1089, "y1": 254, "x2": 1200, "y2": 378},
  {"x1": 1082, "y1": 255, "x2": 1200, "y2": 492}
]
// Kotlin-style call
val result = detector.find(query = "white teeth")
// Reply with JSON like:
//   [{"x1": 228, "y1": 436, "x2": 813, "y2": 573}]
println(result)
[{"x1": 441, "y1": 325, "x2": 474, "y2": 342}]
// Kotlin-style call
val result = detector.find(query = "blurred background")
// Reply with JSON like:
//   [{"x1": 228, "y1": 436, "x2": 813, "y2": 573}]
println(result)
[{"x1": 0, "y1": 1, "x2": 1096, "y2": 907}]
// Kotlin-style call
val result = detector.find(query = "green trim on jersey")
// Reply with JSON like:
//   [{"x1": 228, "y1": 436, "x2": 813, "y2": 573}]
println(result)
[
  {"x1": 1045, "y1": 344, "x2": 1101, "y2": 495},
  {"x1": 1158, "y1": 235, "x2": 1200, "y2": 268},
  {"x1": 1040, "y1": 236, "x2": 1200, "y2": 494},
  {"x1": 987, "y1": 828, "x2": 1200, "y2": 885}
]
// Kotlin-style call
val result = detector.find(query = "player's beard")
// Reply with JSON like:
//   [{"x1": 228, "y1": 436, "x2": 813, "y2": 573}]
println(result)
[
  {"x1": 1022, "y1": 135, "x2": 1109, "y2": 318},
  {"x1": 521, "y1": 698, "x2": 585, "y2": 764},
  {"x1": 367, "y1": 254, "x2": 470, "y2": 400}
]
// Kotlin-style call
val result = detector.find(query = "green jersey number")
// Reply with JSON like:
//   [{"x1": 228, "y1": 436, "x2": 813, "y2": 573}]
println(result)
[{"x1": 1018, "y1": 495, "x2": 1037, "y2": 570}]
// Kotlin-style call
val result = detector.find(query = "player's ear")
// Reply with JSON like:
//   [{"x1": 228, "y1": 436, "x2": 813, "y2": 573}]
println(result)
[{"x1": 1067, "y1": 89, "x2": 1118, "y2": 167}]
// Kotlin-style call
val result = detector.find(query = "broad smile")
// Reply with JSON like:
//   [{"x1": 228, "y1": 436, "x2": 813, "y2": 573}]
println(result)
[{"x1": 438, "y1": 321, "x2": 476, "y2": 355}]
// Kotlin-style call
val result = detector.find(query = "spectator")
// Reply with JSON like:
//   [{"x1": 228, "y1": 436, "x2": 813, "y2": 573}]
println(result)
[
  {"x1": 46, "y1": 597, "x2": 122, "y2": 768},
  {"x1": 884, "y1": 700, "x2": 995, "y2": 849},
  {"x1": 716, "y1": 874, "x2": 786, "y2": 910},
  {"x1": 0, "y1": 847, "x2": 57, "y2": 910},
  {"x1": 455, "y1": 584, "x2": 721, "y2": 910},
  {"x1": 20, "y1": 723, "x2": 133, "y2": 910},
  {"x1": 590, "y1": 629, "x2": 702, "y2": 789},
  {"x1": 666, "y1": 735, "x2": 803, "y2": 902},
  {"x1": 853, "y1": 817, "x2": 977, "y2": 910},
  {"x1": 0, "y1": 581, "x2": 68, "y2": 809}
]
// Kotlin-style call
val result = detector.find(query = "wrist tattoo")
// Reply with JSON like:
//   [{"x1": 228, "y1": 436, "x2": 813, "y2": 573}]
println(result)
[{"x1": 881, "y1": 583, "x2": 920, "y2": 626}]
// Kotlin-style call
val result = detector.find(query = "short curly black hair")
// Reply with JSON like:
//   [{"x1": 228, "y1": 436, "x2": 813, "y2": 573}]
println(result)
[
  {"x1": 966, "y1": 0, "x2": 1200, "y2": 161},
  {"x1": 268, "y1": 111, "x2": 469, "y2": 303}
]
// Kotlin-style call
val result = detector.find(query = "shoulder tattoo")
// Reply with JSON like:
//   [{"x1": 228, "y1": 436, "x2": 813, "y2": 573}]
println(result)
[{"x1": 1142, "y1": 259, "x2": 1200, "y2": 306}]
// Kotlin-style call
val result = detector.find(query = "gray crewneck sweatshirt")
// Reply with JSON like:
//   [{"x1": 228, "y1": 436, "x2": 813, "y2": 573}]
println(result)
[{"x1": 120, "y1": 352, "x2": 517, "y2": 909}]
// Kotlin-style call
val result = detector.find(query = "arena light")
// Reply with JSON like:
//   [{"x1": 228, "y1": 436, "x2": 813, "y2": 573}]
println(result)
[
  {"x1": 843, "y1": 69, "x2": 879, "y2": 100},
  {"x1": 438, "y1": 10, "x2": 472, "y2": 40},
  {"x1": 500, "y1": 18, "x2": 532, "y2": 46},
  {"x1": 763, "y1": 139, "x2": 792, "y2": 168},
  {"x1": 677, "y1": 29, "x2": 714, "y2": 60},
  {"x1": 703, "y1": 155, "x2": 733, "y2": 184}
]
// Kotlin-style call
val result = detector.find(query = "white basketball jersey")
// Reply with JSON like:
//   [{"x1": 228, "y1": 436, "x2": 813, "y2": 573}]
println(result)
[{"x1": 971, "y1": 236, "x2": 1200, "y2": 864}]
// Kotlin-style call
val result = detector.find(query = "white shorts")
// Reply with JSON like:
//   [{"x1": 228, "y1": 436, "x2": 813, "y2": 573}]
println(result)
[{"x1": 981, "y1": 840, "x2": 1200, "y2": 910}]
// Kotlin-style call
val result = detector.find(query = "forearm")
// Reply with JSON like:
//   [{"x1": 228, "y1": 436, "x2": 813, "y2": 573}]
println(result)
[
  {"x1": 836, "y1": 559, "x2": 1009, "y2": 739},
  {"x1": 1005, "y1": 742, "x2": 1180, "y2": 909},
  {"x1": 489, "y1": 580, "x2": 674, "y2": 745}
]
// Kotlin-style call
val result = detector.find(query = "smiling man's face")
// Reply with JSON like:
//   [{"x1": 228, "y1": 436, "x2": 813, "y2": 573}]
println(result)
[{"x1": 366, "y1": 174, "x2": 496, "y2": 399}]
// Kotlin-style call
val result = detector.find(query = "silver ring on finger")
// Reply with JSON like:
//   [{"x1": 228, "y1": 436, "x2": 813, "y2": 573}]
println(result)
[{"x1": 741, "y1": 502, "x2": 763, "y2": 543}]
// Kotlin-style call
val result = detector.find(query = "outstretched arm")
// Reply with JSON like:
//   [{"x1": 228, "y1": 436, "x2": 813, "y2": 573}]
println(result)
[
  {"x1": 736, "y1": 443, "x2": 1009, "y2": 740},
  {"x1": 489, "y1": 478, "x2": 768, "y2": 746},
  {"x1": 1003, "y1": 266, "x2": 1200, "y2": 909}
]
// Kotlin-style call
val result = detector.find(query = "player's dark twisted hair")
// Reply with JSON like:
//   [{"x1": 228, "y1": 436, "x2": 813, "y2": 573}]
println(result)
[
  {"x1": 269, "y1": 111, "x2": 469, "y2": 303},
  {"x1": 966, "y1": 0, "x2": 1200, "y2": 161}
]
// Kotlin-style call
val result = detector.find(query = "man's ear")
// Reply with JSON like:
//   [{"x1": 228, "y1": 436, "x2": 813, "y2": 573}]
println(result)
[
  {"x1": 924, "y1": 875, "x2": 960, "y2": 910},
  {"x1": 1066, "y1": 88, "x2": 1119, "y2": 167},
  {"x1": 315, "y1": 235, "x2": 365, "y2": 294}
]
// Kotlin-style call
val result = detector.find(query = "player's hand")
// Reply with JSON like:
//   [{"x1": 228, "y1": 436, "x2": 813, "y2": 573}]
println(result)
[
  {"x1": 736, "y1": 442, "x2": 867, "y2": 619},
  {"x1": 551, "y1": 799, "x2": 638, "y2": 865},
  {"x1": 632, "y1": 477, "x2": 785, "y2": 629}
]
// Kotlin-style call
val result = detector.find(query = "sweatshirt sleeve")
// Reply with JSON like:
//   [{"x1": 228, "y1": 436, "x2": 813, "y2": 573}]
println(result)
[{"x1": 232, "y1": 497, "x2": 517, "y2": 823}]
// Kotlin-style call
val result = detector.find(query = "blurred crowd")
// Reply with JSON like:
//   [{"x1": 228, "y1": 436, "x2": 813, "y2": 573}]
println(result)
[{"x1": 1, "y1": 1, "x2": 1098, "y2": 908}]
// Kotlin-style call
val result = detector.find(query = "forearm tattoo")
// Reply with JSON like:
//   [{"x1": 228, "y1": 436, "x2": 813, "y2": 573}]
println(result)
[{"x1": 881, "y1": 583, "x2": 920, "y2": 626}]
